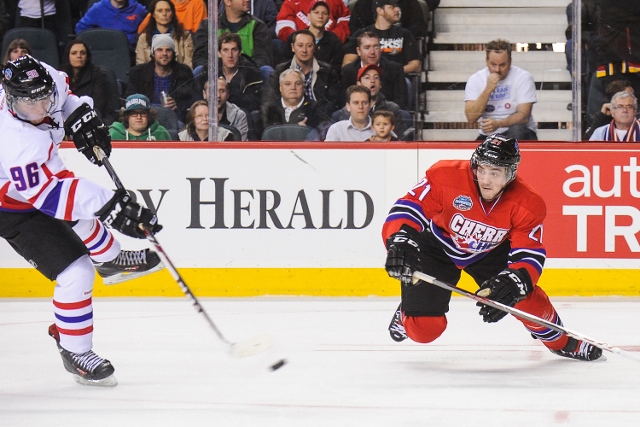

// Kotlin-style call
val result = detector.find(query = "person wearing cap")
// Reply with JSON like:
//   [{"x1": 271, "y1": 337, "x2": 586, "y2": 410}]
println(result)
[
  {"x1": 126, "y1": 33, "x2": 196, "y2": 122},
  {"x1": 349, "y1": 0, "x2": 429, "y2": 39},
  {"x1": 76, "y1": 0, "x2": 148, "y2": 47},
  {"x1": 344, "y1": 0, "x2": 421, "y2": 74},
  {"x1": 135, "y1": 0, "x2": 195, "y2": 69},
  {"x1": 341, "y1": 31, "x2": 408, "y2": 109},
  {"x1": 325, "y1": 85, "x2": 376, "y2": 141},
  {"x1": 333, "y1": 64, "x2": 405, "y2": 138},
  {"x1": 109, "y1": 94, "x2": 172, "y2": 141},
  {"x1": 276, "y1": 0, "x2": 351, "y2": 44},
  {"x1": 270, "y1": 29, "x2": 340, "y2": 120}
]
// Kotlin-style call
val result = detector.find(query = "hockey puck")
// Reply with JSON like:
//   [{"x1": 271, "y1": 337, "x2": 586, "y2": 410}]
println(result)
[{"x1": 270, "y1": 359, "x2": 287, "y2": 371}]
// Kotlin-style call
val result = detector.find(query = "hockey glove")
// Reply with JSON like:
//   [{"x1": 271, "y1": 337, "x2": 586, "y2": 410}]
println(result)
[
  {"x1": 475, "y1": 268, "x2": 533, "y2": 323},
  {"x1": 96, "y1": 189, "x2": 162, "y2": 239},
  {"x1": 385, "y1": 226, "x2": 422, "y2": 286},
  {"x1": 64, "y1": 103, "x2": 111, "y2": 166}
]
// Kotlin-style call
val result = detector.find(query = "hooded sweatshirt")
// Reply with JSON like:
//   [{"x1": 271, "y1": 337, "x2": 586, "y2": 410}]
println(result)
[
  {"x1": 76, "y1": 0, "x2": 148, "y2": 46},
  {"x1": 109, "y1": 120, "x2": 172, "y2": 141}
]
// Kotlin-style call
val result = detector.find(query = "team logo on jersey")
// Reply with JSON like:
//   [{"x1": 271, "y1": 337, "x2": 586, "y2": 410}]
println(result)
[
  {"x1": 453, "y1": 195, "x2": 473, "y2": 211},
  {"x1": 3, "y1": 69, "x2": 12, "y2": 79},
  {"x1": 449, "y1": 213, "x2": 508, "y2": 253}
]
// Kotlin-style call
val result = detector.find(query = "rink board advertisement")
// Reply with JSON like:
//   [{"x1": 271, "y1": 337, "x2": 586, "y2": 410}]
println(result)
[{"x1": 1, "y1": 142, "x2": 639, "y2": 297}]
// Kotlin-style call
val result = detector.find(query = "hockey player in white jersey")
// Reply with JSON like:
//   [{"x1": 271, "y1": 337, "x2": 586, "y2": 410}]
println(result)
[{"x1": 0, "y1": 55, "x2": 163, "y2": 386}]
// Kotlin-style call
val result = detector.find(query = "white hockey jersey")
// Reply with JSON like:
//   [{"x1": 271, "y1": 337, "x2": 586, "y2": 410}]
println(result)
[{"x1": 0, "y1": 62, "x2": 113, "y2": 220}]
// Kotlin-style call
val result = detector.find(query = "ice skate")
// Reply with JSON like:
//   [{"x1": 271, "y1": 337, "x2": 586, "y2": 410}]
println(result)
[
  {"x1": 95, "y1": 248, "x2": 164, "y2": 285},
  {"x1": 388, "y1": 303, "x2": 408, "y2": 342},
  {"x1": 48, "y1": 324, "x2": 118, "y2": 387},
  {"x1": 549, "y1": 337, "x2": 605, "y2": 362}
]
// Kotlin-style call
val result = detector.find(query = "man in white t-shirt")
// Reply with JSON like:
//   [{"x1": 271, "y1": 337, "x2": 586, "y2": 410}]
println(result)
[{"x1": 464, "y1": 39, "x2": 538, "y2": 140}]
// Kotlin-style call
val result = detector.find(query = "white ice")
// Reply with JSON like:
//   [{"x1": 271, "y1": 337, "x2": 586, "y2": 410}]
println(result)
[{"x1": 1, "y1": 297, "x2": 640, "y2": 426}]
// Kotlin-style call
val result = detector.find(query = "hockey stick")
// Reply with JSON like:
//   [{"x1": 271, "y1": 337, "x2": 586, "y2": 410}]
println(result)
[
  {"x1": 412, "y1": 271, "x2": 640, "y2": 362},
  {"x1": 93, "y1": 147, "x2": 272, "y2": 358}
]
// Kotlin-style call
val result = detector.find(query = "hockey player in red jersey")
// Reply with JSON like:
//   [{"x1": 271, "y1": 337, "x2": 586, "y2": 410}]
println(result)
[
  {"x1": 383, "y1": 134, "x2": 603, "y2": 361},
  {"x1": 0, "y1": 55, "x2": 163, "y2": 386}
]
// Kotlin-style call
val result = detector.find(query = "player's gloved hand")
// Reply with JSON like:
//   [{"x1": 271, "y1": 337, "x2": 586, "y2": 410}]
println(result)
[
  {"x1": 96, "y1": 189, "x2": 162, "y2": 239},
  {"x1": 385, "y1": 226, "x2": 422, "y2": 286},
  {"x1": 475, "y1": 268, "x2": 532, "y2": 323},
  {"x1": 64, "y1": 103, "x2": 111, "y2": 166}
]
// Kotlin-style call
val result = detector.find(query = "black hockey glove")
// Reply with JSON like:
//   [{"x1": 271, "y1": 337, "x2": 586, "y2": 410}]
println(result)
[
  {"x1": 64, "y1": 103, "x2": 111, "y2": 166},
  {"x1": 96, "y1": 189, "x2": 162, "y2": 239},
  {"x1": 385, "y1": 226, "x2": 422, "y2": 286},
  {"x1": 475, "y1": 268, "x2": 533, "y2": 323}
]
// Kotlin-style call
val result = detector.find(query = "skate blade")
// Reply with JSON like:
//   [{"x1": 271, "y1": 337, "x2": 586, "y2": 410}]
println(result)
[
  {"x1": 72, "y1": 374, "x2": 118, "y2": 387},
  {"x1": 101, "y1": 262, "x2": 165, "y2": 285},
  {"x1": 230, "y1": 334, "x2": 273, "y2": 358}
]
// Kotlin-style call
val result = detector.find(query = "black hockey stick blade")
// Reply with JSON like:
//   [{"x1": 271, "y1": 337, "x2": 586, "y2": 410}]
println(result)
[{"x1": 412, "y1": 271, "x2": 640, "y2": 362}]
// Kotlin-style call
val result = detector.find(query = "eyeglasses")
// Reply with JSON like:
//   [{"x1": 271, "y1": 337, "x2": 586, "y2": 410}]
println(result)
[
  {"x1": 613, "y1": 104, "x2": 636, "y2": 111},
  {"x1": 129, "y1": 111, "x2": 148, "y2": 117}
]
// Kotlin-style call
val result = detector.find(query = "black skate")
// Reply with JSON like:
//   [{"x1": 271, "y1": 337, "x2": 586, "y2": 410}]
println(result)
[
  {"x1": 388, "y1": 303, "x2": 408, "y2": 342},
  {"x1": 48, "y1": 324, "x2": 118, "y2": 387},
  {"x1": 95, "y1": 248, "x2": 164, "y2": 285},
  {"x1": 550, "y1": 337, "x2": 605, "y2": 362}
]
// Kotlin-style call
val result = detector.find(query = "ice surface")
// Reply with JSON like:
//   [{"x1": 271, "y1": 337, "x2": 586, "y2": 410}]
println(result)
[{"x1": 1, "y1": 297, "x2": 639, "y2": 426}]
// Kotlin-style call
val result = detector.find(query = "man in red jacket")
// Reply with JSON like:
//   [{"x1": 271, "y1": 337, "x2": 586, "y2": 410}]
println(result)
[{"x1": 276, "y1": 0, "x2": 351, "y2": 44}]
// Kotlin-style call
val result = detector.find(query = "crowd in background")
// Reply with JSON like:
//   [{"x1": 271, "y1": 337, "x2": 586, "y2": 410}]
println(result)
[{"x1": 0, "y1": 0, "x2": 638, "y2": 142}]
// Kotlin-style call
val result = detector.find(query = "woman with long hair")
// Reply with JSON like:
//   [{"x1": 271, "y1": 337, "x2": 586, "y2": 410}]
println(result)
[
  {"x1": 135, "y1": 0, "x2": 194, "y2": 68},
  {"x1": 58, "y1": 39, "x2": 120, "y2": 125},
  {"x1": 2, "y1": 38, "x2": 32, "y2": 64}
]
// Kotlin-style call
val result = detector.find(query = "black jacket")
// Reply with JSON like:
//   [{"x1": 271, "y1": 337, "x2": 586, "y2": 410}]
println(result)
[
  {"x1": 126, "y1": 60, "x2": 196, "y2": 122},
  {"x1": 218, "y1": 56, "x2": 264, "y2": 113},
  {"x1": 341, "y1": 57, "x2": 408, "y2": 109},
  {"x1": 269, "y1": 59, "x2": 340, "y2": 120},
  {"x1": 262, "y1": 95, "x2": 320, "y2": 130}
]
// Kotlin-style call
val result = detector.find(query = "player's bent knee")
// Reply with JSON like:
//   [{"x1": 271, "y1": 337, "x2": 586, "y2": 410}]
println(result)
[{"x1": 404, "y1": 315, "x2": 447, "y2": 343}]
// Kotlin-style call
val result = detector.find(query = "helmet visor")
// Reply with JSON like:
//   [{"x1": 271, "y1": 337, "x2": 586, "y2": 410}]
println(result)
[{"x1": 10, "y1": 91, "x2": 56, "y2": 122}]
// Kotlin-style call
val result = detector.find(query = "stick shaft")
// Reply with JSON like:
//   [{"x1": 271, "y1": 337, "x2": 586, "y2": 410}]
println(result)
[
  {"x1": 95, "y1": 147, "x2": 232, "y2": 345},
  {"x1": 412, "y1": 271, "x2": 640, "y2": 361}
]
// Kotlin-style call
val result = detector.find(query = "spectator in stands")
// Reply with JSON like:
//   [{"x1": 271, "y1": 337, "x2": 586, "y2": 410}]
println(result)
[
  {"x1": 2, "y1": 39, "x2": 32, "y2": 64},
  {"x1": 59, "y1": 39, "x2": 120, "y2": 126},
  {"x1": 109, "y1": 94, "x2": 172, "y2": 140},
  {"x1": 584, "y1": 79, "x2": 634, "y2": 139},
  {"x1": 325, "y1": 85, "x2": 375, "y2": 141},
  {"x1": 261, "y1": 68, "x2": 321, "y2": 130},
  {"x1": 586, "y1": 1, "x2": 640, "y2": 124},
  {"x1": 368, "y1": 109, "x2": 398, "y2": 141},
  {"x1": 137, "y1": 0, "x2": 207, "y2": 33},
  {"x1": 179, "y1": 100, "x2": 234, "y2": 141},
  {"x1": 349, "y1": 0, "x2": 429, "y2": 39},
  {"x1": 344, "y1": 0, "x2": 421, "y2": 74},
  {"x1": 218, "y1": 0, "x2": 277, "y2": 37},
  {"x1": 270, "y1": 29, "x2": 340, "y2": 120},
  {"x1": 136, "y1": 0, "x2": 194, "y2": 69},
  {"x1": 276, "y1": 0, "x2": 351, "y2": 44},
  {"x1": 193, "y1": 0, "x2": 273, "y2": 76},
  {"x1": 283, "y1": 0, "x2": 344, "y2": 75},
  {"x1": 203, "y1": 77, "x2": 249, "y2": 141},
  {"x1": 214, "y1": 32, "x2": 263, "y2": 113},
  {"x1": 464, "y1": 39, "x2": 538, "y2": 140},
  {"x1": 333, "y1": 64, "x2": 404, "y2": 138},
  {"x1": 76, "y1": 0, "x2": 148, "y2": 48},
  {"x1": 127, "y1": 33, "x2": 196, "y2": 122},
  {"x1": 589, "y1": 92, "x2": 639, "y2": 141},
  {"x1": 341, "y1": 31, "x2": 408, "y2": 109}
]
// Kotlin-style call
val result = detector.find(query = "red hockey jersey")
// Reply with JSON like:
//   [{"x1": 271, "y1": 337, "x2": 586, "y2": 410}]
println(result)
[
  {"x1": 382, "y1": 160, "x2": 547, "y2": 284},
  {"x1": 276, "y1": 0, "x2": 351, "y2": 43}
]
